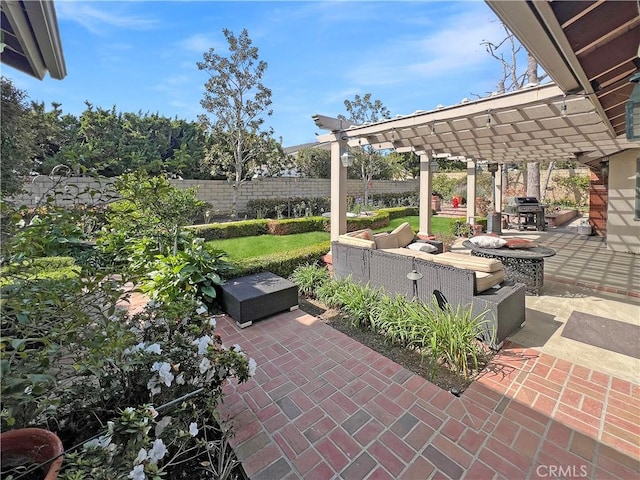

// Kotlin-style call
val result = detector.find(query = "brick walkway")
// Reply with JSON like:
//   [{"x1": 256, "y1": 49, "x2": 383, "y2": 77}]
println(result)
[{"x1": 217, "y1": 309, "x2": 640, "y2": 479}]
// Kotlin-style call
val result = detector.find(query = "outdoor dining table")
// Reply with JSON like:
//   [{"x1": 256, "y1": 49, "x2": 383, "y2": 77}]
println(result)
[{"x1": 462, "y1": 240, "x2": 556, "y2": 295}]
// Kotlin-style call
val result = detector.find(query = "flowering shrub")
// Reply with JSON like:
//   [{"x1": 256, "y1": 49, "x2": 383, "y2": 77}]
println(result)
[{"x1": 55, "y1": 299, "x2": 256, "y2": 479}]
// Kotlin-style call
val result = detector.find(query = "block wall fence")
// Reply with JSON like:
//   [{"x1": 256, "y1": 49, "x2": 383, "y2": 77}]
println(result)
[{"x1": 13, "y1": 169, "x2": 590, "y2": 215}]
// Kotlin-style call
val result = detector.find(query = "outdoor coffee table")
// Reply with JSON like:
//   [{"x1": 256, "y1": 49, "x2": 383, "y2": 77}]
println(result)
[
  {"x1": 219, "y1": 271, "x2": 298, "y2": 328},
  {"x1": 462, "y1": 240, "x2": 556, "y2": 295}
]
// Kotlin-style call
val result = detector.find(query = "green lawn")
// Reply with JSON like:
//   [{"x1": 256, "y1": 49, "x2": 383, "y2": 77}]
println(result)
[
  {"x1": 207, "y1": 215, "x2": 460, "y2": 260},
  {"x1": 208, "y1": 231, "x2": 330, "y2": 260}
]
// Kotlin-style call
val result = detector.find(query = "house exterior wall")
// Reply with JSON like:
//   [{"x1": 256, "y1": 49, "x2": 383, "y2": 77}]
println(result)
[{"x1": 606, "y1": 150, "x2": 640, "y2": 254}]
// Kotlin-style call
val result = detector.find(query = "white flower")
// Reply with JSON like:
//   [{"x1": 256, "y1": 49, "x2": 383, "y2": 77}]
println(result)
[
  {"x1": 175, "y1": 373, "x2": 185, "y2": 385},
  {"x1": 192, "y1": 335, "x2": 212, "y2": 355},
  {"x1": 124, "y1": 342, "x2": 145, "y2": 355},
  {"x1": 84, "y1": 434, "x2": 112, "y2": 450},
  {"x1": 189, "y1": 422, "x2": 198, "y2": 437},
  {"x1": 147, "y1": 406, "x2": 158, "y2": 418},
  {"x1": 198, "y1": 357, "x2": 211, "y2": 374},
  {"x1": 151, "y1": 362, "x2": 174, "y2": 387},
  {"x1": 128, "y1": 464, "x2": 145, "y2": 480},
  {"x1": 248, "y1": 358, "x2": 257, "y2": 377},
  {"x1": 232, "y1": 344, "x2": 242, "y2": 352},
  {"x1": 148, "y1": 439, "x2": 167, "y2": 464},
  {"x1": 134, "y1": 448, "x2": 148, "y2": 465},
  {"x1": 196, "y1": 304, "x2": 208, "y2": 315},
  {"x1": 155, "y1": 416, "x2": 172, "y2": 436},
  {"x1": 144, "y1": 343, "x2": 161, "y2": 354},
  {"x1": 208, "y1": 317, "x2": 217, "y2": 328},
  {"x1": 147, "y1": 377, "x2": 161, "y2": 395}
]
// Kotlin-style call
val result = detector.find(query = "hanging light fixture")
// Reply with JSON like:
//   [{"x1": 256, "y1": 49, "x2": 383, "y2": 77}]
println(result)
[
  {"x1": 340, "y1": 149, "x2": 354, "y2": 167},
  {"x1": 626, "y1": 71, "x2": 640, "y2": 141},
  {"x1": 561, "y1": 93, "x2": 567, "y2": 117}
]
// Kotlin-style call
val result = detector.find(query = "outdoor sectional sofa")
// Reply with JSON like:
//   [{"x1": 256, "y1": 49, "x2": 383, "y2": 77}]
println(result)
[{"x1": 332, "y1": 223, "x2": 526, "y2": 348}]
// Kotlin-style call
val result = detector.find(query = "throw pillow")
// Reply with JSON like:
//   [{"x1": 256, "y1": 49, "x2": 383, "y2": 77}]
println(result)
[
  {"x1": 505, "y1": 238, "x2": 538, "y2": 249},
  {"x1": 391, "y1": 222, "x2": 415, "y2": 247},
  {"x1": 407, "y1": 242, "x2": 438, "y2": 253},
  {"x1": 352, "y1": 229, "x2": 374, "y2": 241},
  {"x1": 468, "y1": 235, "x2": 508, "y2": 249}
]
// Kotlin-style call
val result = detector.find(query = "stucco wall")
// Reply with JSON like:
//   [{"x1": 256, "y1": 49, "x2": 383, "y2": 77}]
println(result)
[{"x1": 606, "y1": 150, "x2": 640, "y2": 254}]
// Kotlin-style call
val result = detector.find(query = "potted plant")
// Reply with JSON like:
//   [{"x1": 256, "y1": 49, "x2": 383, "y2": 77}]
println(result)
[{"x1": 0, "y1": 428, "x2": 64, "y2": 479}]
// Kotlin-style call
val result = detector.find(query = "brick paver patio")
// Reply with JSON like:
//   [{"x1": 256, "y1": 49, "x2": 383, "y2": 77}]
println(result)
[{"x1": 217, "y1": 309, "x2": 640, "y2": 479}]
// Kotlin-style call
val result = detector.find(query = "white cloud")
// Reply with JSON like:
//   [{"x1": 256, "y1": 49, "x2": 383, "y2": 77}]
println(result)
[
  {"x1": 57, "y1": 2, "x2": 159, "y2": 35},
  {"x1": 178, "y1": 34, "x2": 221, "y2": 54}
]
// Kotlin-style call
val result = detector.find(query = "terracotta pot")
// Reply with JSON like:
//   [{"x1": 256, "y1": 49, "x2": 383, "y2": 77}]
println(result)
[{"x1": 0, "y1": 428, "x2": 64, "y2": 479}]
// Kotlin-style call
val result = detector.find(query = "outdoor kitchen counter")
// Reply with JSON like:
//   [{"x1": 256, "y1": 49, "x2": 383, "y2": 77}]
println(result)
[{"x1": 462, "y1": 241, "x2": 556, "y2": 295}]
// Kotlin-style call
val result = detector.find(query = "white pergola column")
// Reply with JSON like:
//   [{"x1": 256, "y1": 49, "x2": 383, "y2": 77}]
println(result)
[
  {"x1": 495, "y1": 163, "x2": 503, "y2": 213},
  {"x1": 418, "y1": 153, "x2": 433, "y2": 237},
  {"x1": 330, "y1": 140, "x2": 348, "y2": 242},
  {"x1": 466, "y1": 159, "x2": 477, "y2": 225}
]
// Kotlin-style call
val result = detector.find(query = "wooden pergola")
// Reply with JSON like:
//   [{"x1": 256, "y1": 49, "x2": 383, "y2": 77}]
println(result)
[{"x1": 314, "y1": 83, "x2": 637, "y2": 241}]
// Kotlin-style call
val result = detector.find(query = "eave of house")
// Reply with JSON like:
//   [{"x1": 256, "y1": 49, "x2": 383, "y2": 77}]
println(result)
[{"x1": 1, "y1": 0, "x2": 66, "y2": 80}]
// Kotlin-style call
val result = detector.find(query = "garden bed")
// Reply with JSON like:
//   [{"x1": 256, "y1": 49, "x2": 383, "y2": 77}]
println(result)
[
  {"x1": 545, "y1": 208, "x2": 579, "y2": 227},
  {"x1": 298, "y1": 296, "x2": 492, "y2": 395}
]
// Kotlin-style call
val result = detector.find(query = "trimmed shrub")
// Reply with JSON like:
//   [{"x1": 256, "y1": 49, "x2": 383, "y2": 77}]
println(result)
[
  {"x1": 185, "y1": 219, "x2": 269, "y2": 241},
  {"x1": 267, "y1": 217, "x2": 326, "y2": 235},
  {"x1": 378, "y1": 207, "x2": 419, "y2": 220},
  {"x1": 229, "y1": 242, "x2": 330, "y2": 279}
]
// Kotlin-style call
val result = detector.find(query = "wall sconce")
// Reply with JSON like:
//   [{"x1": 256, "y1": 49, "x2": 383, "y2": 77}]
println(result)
[
  {"x1": 429, "y1": 161, "x2": 439, "y2": 172},
  {"x1": 599, "y1": 159, "x2": 609, "y2": 178},
  {"x1": 341, "y1": 150, "x2": 355, "y2": 167},
  {"x1": 626, "y1": 71, "x2": 640, "y2": 141}
]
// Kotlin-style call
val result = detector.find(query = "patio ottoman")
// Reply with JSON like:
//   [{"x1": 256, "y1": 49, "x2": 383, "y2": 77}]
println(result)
[{"x1": 219, "y1": 271, "x2": 298, "y2": 328}]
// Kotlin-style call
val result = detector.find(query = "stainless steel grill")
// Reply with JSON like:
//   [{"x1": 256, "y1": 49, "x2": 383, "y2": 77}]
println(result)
[{"x1": 504, "y1": 197, "x2": 546, "y2": 231}]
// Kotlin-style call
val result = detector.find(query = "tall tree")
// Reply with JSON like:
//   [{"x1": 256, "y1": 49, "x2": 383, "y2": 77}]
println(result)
[
  {"x1": 1, "y1": 77, "x2": 36, "y2": 197},
  {"x1": 482, "y1": 24, "x2": 547, "y2": 199},
  {"x1": 197, "y1": 28, "x2": 280, "y2": 216},
  {"x1": 338, "y1": 94, "x2": 392, "y2": 208}
]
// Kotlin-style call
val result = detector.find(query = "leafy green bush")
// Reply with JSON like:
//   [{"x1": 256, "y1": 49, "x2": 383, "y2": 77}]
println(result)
[
  {"x1": 368, "y1": 191, "x2": 419, "y2": 208},
  {"x1": 229, "y1": 242, "x2": 330, "y2": 279},
  {"x1": 267, "y1": 217, "x2": 326, "y2": 235},
  {"x1": 378, "y1": 207, "x2": 419, "y2": 220},
  {"x1": 186, "y1": 219, "x2": 269, "y2": 241},
  {"x1": 343, "y1": 211, "x2": 390, "y2": 232},
  {"x1": 139, "y1": 238, "x2": 231, "y2": 304},
  {"x1": 289, "y1": 263, "x2": 331, "y2": 296}
]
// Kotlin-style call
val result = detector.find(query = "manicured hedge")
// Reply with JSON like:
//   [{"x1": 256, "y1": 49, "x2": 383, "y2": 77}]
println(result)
[
  {"x1": 345, "y1": 211, "x2": 390, "y2": 232},
  {"x1": 266, "y1": 218, "x2": 326, "y2": 235},
  {"x1": 378, "y1": 207, "x2": 419, "y2": 220},
  {"x1": 228, "y1": 242, "x2": 330, "y2": 279},
  {"x1": 185, "y1": 219, "x2": 270, "y2": 241}
]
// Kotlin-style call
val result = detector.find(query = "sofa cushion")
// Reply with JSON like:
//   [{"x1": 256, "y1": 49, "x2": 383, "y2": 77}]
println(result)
[
  {"x1": 391, "y1": 222, "x2": 415, "y2": 247},
  {"x1": 475, "y1": 269, "x2": 505, "y2": 292},
  {"x1": 383, "y1": 248, "x2": 437, "y2": 261},
  {"x1": 432, "y1": 252, "x2": 503, "y2": 273},
  {"x1": 407, "y1": 242, "x2": 439, "y2": 253},
  {"x1": 468, "y1": 235, "x2": 507, "y2": 249},
  {"x1": 375, "y1": 233, "x2": 399, "y2": 249},
  {"x1": 338, "y1": 234, "x2": 376, "y2": 249}
]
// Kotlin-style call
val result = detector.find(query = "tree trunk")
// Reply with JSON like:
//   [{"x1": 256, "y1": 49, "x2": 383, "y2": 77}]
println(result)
[
  {"x1": 526, "y1": 162, "x2": 541, "y2": 199},
  {"x1": 540, "y1": 161, "x2": 555, "y2": 202}
]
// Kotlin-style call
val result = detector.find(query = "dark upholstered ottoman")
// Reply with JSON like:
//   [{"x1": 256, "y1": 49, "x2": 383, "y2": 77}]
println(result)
[{"x1": 219, "y1": 272, "x2": 298, "y2": 328}]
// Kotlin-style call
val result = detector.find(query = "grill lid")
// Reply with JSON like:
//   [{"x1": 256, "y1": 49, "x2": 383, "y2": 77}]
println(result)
[{"x1": 508, "y1": 196, "x2": 540, "y2": 205}]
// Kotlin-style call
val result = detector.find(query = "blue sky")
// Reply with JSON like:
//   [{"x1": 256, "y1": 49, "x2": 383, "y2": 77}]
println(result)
[{"x1": 6, "y1": 0, "x2": 513, "y2": 147}]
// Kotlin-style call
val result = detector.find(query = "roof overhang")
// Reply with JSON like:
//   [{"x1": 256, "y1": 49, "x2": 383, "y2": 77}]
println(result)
[
  {"x1": 1, "y1": 0, "x2": 66, "y2": 80},
  {"x1": 316, "y1": 83, "x2": 638, "y2": 166},
  {"x1": 486, "y1": 0, "x2": 640, "y2": 139}
]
